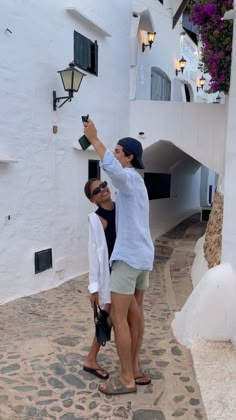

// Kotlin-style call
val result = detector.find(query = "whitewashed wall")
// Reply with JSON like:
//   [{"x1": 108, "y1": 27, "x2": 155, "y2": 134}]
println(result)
[
  {"x1": 134, "y1": 0, "x2": 217, "y2": 104},
  {"x1": 0, "y1": 0, "x2": 132, "y2": 303},
  {"x1": 222, "y1": 3, "x2": 236, "y2": 346},
  {"x1": 129, "y1": 100, "x2": 226, "y2": 175},
  {"x1": 0, "y1": 0, "x2": 229, "y2": 304}
]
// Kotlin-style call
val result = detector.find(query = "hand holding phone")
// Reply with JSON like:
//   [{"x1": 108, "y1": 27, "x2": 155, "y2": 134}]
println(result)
[{"x1": 79, "y1": 115, "x2": 91, "y2": 150}]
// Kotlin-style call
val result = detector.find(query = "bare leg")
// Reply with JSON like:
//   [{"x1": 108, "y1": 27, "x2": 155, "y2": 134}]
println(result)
[
  {"x1": 109, "y1": 292, "x2": 135, "y2": 387},
  {"x1": 133, "y1": 289, "x2": 145, "y2": 376},
  {"x1": 83, "y1": 335, "x2": 102, "y2": 369},
  {"x1": 83, "y1": 303, "x2": 111, "y2": 378},
  {"x1": 127, "y1": 297, "x2": 141, "y2": 374}
]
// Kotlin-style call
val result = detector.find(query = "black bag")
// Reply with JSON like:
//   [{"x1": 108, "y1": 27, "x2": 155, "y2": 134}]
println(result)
[{"x1": 93, "y1": 305, "x2": 112, "y2": 346}]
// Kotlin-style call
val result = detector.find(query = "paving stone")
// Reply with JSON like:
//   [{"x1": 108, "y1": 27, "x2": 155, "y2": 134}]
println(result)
[
  {"x1": 133, "y1": 409, "x2": 166, "y2": 419},
  {"x1": 25, "y1": 406, "x2": 37, "y2": 416},
  {"x1": 0, "y1": 215, "x2": 207, "y2": 420},
  {"x1": 1, "y1": 363, "x2": 20, "y2": 374},
  {"x1": 48, "y1": 377, "x2": 65, "y2": 389},
  {"x1": 89, "y1": 401, "x2": 97, "y2": 409},
  {"x1": 152, "y1": 349, "x2": 166, "y2": 356},
  {"x1": 13, "y1": 385, "x2": 38, "y2": 392},
  {"x1": 114, "y1": 406, "x2": 129, "y2": 418},
  {"x1": 189, "y1": 398, "x2": 200, "y2": 406},
  {"x1": 171, "y1": 408, "x2": 188, "y2": 417},
  {"x1": 12, "y1": 405, "x2": 24, "y2": 414},
  {"x1": 36, "y1": 399, "x2": 58, "y2": 405},
  {"x1": 53, "y1": 337, "x2": 81, "y2": 347},
  {"x1": 156, "y1": 361, "x2": 169, "y2": 367},
  {"x1": 185, "y1": 385, "x2": 195, "y2": 393},
  {"x1": 48, "y1": 363, "x2": 66, "y2": 375},
  {"x1": 63, "y1": 398, "x2": 73, "y2": 407},
  {"x1": 31, "y1": 364, "x2": 45, "y2": 371},
  {"x1": 51, "y1": 406, "x2": 63, "y2": 412},
  {"x1": 38, "y1": 390, "x2": 53, "y2": 397},
  {"x1": 62, "y1": 374, "x2": 86, "y2": 389},
  {"x1": 59, "y1": 414, "x2": 83, "y2": 420},
  {"x1": 173, "y1": 395, "x2": 185, "y2": 403},
  {"x1": 194, "y1": 408, "x2": 204, "y2": 419},
  {"x1": 179, "y1": 376, "x2": 190, "y2": 382},
  {"x1": 60, "y1": 390, "x2": 75, "y2": 400},
  {"x1": 171, "y1": 346, "x2": 183, "y2": 356},
  {"x1": 144, "y1": 368, "x2": 164, "y2": 380}
]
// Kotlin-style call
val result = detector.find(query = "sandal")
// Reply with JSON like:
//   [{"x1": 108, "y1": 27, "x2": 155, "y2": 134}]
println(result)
[
  {"x1": 83, "y1": 366, "x2": 109, "y2": 380},
  {"x1": 99, "y1": 377, "x2": 137, "y2": 395},
  {"x1": 135, "y1": 373, "x2": 151, "y2": 385}
]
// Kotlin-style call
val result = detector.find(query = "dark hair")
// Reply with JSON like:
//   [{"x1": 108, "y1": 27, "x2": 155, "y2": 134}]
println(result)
[
  {"x1": 84, "y1": 178, "x2": 99, "y2": 199},
  {"x1": 122, "y1": 147, "x2": 139, "y2": 169}
]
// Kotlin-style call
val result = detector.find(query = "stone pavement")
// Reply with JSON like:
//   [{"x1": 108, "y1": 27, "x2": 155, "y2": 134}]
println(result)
[{"x1": 0, "y1": 215, "x2": 207, "y2": 420}]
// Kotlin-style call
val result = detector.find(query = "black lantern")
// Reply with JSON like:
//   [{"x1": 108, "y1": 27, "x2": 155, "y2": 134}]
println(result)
[
  {"x1": 197, "y1": 75, "x2": 206, "y2": 91},
  {"x1": 142, "y1": 32, "x2": 156, "y2": 52},
  {"x1": 53, "y1": 62, "x2": 86, "y2": 111},
  {"x1": 175, "y1": 56, "x2": 187, "y2": 76}
]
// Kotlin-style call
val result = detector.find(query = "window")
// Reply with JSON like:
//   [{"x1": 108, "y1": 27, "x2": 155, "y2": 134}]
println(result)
[
  {"x1": 144, "y1": 173, "x2": 171, "y2": 200},
  {"x1": 74, "y1": 31, "x2": 98, "y2": 76},
  {"x1": 184, "y1": 84, "x2": 191, "y2": 102},
  {"x1": 88, "y1": 160, "x2": 100, "y2": 179},
  {"x1": 151, "y1": 68, "x2": 171, "y2": 101},
  {"x1": 182, "y1": 10, "x2": 199, "y2": 45}
]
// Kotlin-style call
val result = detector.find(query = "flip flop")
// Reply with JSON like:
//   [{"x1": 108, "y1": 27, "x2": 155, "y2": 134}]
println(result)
[
  {"x1": 83, "y1": 366, "x2": 109, "y2": 380},
  {"x1": 135, "y1": 373, "x2": 151, "y2": 385},
  {"x1": 99, "y1": 377, "x2": 137, "y2": 395}
]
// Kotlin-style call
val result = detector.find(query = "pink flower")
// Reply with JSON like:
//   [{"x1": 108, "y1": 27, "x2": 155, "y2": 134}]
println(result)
[{"x1": 190, "y1": 0, "x2": 233, "y2": 93}]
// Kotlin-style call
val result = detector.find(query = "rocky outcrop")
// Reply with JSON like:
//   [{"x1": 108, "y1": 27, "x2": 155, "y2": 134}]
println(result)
[{"x1": 204, "y1": 192, "x2": 224, "y2": 269}]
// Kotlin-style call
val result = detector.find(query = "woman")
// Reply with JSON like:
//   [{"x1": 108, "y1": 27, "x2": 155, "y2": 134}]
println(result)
[
  {"x1": 83, "y1": 178, "x2": 115, "y2": 380},
  {"x1": 83, "y1": 178, "x2": 151, "y2": 385}
]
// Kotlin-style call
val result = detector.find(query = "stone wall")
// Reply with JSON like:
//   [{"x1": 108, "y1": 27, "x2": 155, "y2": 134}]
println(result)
[{"x1": 204, "y1": 192, "x2": 224, "y2": 268}]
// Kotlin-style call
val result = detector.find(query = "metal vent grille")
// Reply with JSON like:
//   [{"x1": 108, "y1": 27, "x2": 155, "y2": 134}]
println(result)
[{"x1": 34, "y1": 248, "x2": 52, "y2": 274}]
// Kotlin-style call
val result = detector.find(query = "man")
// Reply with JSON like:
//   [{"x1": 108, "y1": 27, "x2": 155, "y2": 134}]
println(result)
[{"x1": 84, "y1": 120, "x2": 154, "y2": 395}]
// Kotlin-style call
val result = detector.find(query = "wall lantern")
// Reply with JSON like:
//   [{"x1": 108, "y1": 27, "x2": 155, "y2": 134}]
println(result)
[
  {"x1": 214, "y1": 94, "x2": 221, "y2": 104},
  {"x1": 197, "y1": 75, "x2": 206, "y2": 91},
  {"x1": 53, "y1": 62, "x2": 86, "y2": 111},
  {"x1": 142, "y1": 32, "x2": 156, "y2": 52},
  {"x1": 175, "y1": 56, "x2": 187, "y2": 76}
]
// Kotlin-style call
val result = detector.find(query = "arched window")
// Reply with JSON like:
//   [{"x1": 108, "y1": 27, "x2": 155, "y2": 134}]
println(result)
[{"x1": 151, "y1": 68, "x2": 171, "y2": 101}]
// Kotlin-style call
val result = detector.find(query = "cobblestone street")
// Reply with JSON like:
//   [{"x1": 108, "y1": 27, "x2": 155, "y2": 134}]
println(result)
[{"x1": 0, "y1": 215, "x2": 207, "y2": 420}]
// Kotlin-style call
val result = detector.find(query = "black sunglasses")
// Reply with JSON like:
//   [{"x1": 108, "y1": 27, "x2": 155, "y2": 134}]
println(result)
[{"x1": 91, "y1": 181, "x2": 108, "y2": 197}]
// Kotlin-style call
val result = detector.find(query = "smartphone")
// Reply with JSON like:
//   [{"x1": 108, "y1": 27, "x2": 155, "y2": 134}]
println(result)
[{"x1": 79, "y1": 115, "x2": 91, "y2": 150}]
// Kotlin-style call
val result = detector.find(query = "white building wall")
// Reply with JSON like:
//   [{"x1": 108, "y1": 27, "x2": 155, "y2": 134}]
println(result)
[
  {"x1": 134, "y1": 0, "x2": 216, "y2": 104},
  {"x1": 200, "y1": 166, "x2": 216, "y2": 207},
  {"x1": 221, "y1": 5, "x2": 236, "y2": 346},
  {"x1": 149, "y1": 162, "x2": 201, "y2": 240},
  {"x1": 0, "y1": 0, "x2": 132, "y2": 303},
  {"x1": 129, "y1": 100, "x2": 226, "y2": 175},
  {"x1": 0, "y1": 0, "x2": 229, "y2": 305}
]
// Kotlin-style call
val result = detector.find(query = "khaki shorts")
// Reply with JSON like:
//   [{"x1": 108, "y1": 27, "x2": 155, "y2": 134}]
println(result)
[{"x1": 111, "y1": 261, "x2": 149, "y2": 295}]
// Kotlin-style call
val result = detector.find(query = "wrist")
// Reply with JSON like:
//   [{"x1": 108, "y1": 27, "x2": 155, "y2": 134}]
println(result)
[{"x1": 89, "y1": 136, "x2": 100, "y2": 145}]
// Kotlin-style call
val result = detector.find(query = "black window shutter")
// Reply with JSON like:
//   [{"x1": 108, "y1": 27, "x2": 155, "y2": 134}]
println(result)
[
  {"x1": 93, "y1": 40, "x2": 98, "y2": 75},
  {"x1": 74, "y1": 31, "x2": 98, "y2": 76}
]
